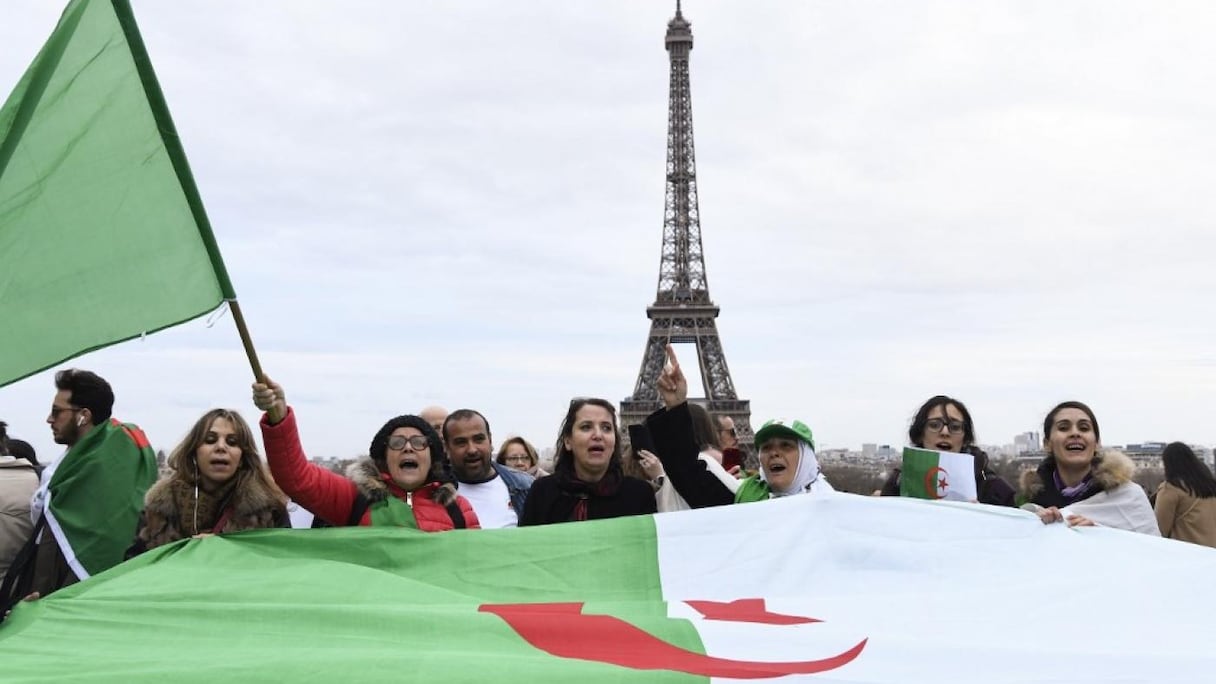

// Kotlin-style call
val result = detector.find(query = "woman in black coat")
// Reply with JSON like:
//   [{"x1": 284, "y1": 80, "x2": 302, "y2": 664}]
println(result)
[{"x1": 520, "y1": 398, "x2": 656, "y2": 525}]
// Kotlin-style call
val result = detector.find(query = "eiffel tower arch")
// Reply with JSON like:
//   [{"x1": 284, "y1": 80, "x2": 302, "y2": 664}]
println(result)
[{"x1": 620, "y1": 2, "x2": 754, "y2": 462}]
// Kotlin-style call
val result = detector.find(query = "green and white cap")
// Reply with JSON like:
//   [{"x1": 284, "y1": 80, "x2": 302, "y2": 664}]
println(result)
[{"x1": 754, "y1": 419, "x2": 815, "y2": 450}]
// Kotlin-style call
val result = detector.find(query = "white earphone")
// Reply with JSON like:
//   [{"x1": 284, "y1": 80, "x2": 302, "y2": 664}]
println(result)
[{"x1": 76, "y1": 415, "x2": 86, "y2": 427}]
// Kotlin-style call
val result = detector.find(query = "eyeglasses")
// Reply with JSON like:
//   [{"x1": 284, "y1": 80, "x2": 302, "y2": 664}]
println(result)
[
  {"x1": 49, "y1": 405, "x2": 82, "y2": 418},
  {"x1": 387, "y1": 435, "x2": 429, "y2": 452},
  {"x1": 720, "y1": 428, "x2": 738, "y2": 437},
  {"x1": 503, "y1": 454, "x2": 531, "y2": 464},
  {"x1": 926, "y1": 418, "x2": 965, "y2": 435}
]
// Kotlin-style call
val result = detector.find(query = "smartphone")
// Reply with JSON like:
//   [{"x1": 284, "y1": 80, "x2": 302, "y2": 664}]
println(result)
[
  {"x1": 628, "y1": 424, "x2": 656, "y2": 457},
  {"x1": 721, "y1": 447, "x2": 744, "y2": 471}
]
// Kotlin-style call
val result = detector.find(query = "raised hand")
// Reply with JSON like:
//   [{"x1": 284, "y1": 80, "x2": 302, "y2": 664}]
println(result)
[
  {"x1": 252, "y1": 376, "x2": 287, "y2": 425},
  {"x1": 657, "y1": 343, "x2": 688, "y2": 409}
]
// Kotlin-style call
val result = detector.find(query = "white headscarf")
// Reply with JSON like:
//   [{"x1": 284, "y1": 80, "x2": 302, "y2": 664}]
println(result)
[{"x1": 760, "y1": 441, "x2": 821, "y2": 497}]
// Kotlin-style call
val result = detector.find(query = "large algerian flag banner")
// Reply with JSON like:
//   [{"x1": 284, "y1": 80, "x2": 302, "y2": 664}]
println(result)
[
  {"x1": 0, "y1": 0, "x2": 235, "y2": 387},
  {"x1": 900, "y1": 447, "x2": 978, "y2": 501},
  {"x1": 2, "y1": 494, "x2": 1214, "y2": 682}
]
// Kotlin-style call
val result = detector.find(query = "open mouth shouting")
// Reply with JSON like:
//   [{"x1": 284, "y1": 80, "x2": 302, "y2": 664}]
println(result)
[{"x1": 387, "y1": 446, "x2": 431, "y2": 489}]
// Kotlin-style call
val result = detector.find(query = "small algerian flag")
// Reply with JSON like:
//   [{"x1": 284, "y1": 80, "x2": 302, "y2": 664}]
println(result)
[{"x1": 899, "y1": 447, "x2": 977, "y2": 502}]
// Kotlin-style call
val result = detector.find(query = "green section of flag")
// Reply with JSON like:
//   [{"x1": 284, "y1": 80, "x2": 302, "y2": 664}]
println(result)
[
  {"x1": 900, "y1": 447, "x2": 943, "y2": 500},
  {"x1": 0, "y1": 518, "x2": 707, "y2": 683},
  {"x1": 46, "y1": 418, "x2": 157, "y2": 577},
  {"x1": 0, "y1": 0, "x2": 235, "y2": 387}
]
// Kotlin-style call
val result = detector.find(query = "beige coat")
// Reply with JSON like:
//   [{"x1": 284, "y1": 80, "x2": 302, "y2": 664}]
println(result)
[
  {"x1": 1154, "y1": 482, "x2": 1216, "y2": 548},
  {"x1": 0, "y1": 457, "x2": 39, "y2": 578}
]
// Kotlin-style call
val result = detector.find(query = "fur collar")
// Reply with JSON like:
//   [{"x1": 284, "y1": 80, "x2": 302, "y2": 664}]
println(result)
[
  {"x1": 346, "y1": 458, "x2": 457, "y2": 507},
  {"x1": 138, "y1": 470, "x2": 286, "y2": 550},
  {"x1": 1020, "y1": 449, "x2": 1136, "y2": 500},
  {"x1": 347, "y1": 459, "x2": 393, "y2": 504}
]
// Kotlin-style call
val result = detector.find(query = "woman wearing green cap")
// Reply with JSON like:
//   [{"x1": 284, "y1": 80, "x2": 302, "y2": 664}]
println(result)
[
  {"x1": 644, "y1": 346, "x2": 834, "y2": 506},
  {"x1": 733, "y1": 418, "x2": 834, "y2": 501}
]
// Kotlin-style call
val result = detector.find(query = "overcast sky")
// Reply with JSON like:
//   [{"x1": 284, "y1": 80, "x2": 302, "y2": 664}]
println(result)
[{"x1": 2, "y1": 1, "x2": 1214, "y2": 463}]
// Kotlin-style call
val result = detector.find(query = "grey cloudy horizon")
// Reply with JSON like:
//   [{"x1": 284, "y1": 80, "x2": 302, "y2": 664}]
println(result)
[{"x1": 2, "y1": 1, "x2": 1214, "y2": 463}]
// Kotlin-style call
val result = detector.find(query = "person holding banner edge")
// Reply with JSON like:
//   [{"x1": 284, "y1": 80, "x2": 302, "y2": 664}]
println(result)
[{"x1": 1021, "y1": 401, "x2": 1158, "y2": 534}]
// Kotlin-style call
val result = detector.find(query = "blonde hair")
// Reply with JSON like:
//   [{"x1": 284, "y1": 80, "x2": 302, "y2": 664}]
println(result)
[{"x1": 168, "y1": 409, "x2": 286, "y2": 502}]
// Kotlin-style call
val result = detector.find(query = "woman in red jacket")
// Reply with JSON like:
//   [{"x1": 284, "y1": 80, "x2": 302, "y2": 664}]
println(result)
[{"x1": 252, "y1": 378, "x2": 478, "y2": 531}]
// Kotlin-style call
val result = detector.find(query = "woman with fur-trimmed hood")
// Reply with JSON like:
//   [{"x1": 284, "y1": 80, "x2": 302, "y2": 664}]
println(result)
[
  {"x1": 1019, "y1": 401, "x2": 1159, "y2": 536},
  {"x1": 128, "y1": 409, "x2": 289, "y2": 557},
  {"x1": 253, "y1": 378, "x2": 478, "y2": 531}
]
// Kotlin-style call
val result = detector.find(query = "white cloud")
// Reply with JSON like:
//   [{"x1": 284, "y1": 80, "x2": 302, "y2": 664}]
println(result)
[{"x1": 2, "y1": 1, "x2": 1214, "y2": 464}]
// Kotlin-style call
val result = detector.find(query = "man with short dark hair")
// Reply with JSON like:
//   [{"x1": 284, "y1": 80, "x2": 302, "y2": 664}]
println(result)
[
  {"x1": 3, "y1": 370, "x2": 156, "y2": 605},
  {"x1": 443, "y1": 409, "x2": 531, "y2": 528}
]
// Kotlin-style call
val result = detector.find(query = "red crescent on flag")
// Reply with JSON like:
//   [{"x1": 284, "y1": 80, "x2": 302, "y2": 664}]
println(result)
[
  {"x1": 479, "y1": 601, "x2": 867, "y2": 679},
  {"x1": 923, "y1": 466, "x2": 948, "y2": 500}
]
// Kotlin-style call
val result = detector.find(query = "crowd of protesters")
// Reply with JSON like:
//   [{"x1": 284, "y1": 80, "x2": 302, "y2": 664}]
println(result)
[{"x1": 3, "y1": 348, "x2": 1215, "y2": 616}]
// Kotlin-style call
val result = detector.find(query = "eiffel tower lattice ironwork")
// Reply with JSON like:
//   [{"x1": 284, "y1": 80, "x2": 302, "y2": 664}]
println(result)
[{"x1": 620, "y1": 1, "x2": 754, "y2": 459}]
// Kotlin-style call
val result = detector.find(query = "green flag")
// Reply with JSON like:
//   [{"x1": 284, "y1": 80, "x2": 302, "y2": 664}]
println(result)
[
  {"x1": 0, "y1": 0, "x2": 235, "y2": 387},
  {"x1": 44, "y1": 418, "x2": 158, "y2": 579}
]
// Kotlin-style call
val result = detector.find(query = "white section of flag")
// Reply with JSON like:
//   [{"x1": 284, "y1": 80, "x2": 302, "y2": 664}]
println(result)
[
  {"x1": 929, "y1": 449, "x2": 978, "y2": 501},
  {"x1": 653, "y1": 492, "x2": 1216, "y2": 682}
]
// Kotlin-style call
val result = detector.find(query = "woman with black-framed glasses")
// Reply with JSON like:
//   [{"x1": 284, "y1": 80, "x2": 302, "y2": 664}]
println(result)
[
  {"x1": 252, "y1": 378, "x2": 479, "y2": 531},
  {"x1": 878, "y1": 395, "x2": 1015, "y2": 506}
]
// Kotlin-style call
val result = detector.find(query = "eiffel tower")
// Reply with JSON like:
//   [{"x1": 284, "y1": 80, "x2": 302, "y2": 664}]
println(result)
[{"x1": 620, "y1": 1, "x2": 754, "y2": 458}]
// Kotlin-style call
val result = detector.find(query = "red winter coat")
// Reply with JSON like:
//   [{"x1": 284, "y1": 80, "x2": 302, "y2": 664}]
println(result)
[{"x1": 260, "y1": 408, "x2": 478, "y2": 532}]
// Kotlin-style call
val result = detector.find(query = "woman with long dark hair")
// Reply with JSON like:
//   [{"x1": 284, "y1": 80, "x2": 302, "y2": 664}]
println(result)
[
  {"x1": 1155, "y1": 442, "x2": 1216, "y2": 547},
  {"x1": 519, "y1": 398, "x2": 656, "y2": 525},
  {"x1": 880, "y1": 395, "x2": 1015, "y2": 506}
]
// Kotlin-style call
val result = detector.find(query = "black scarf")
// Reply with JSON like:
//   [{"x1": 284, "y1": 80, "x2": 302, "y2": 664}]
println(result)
[{"x1": 555, "y1": 467, "x2": 622, "y2": 522}]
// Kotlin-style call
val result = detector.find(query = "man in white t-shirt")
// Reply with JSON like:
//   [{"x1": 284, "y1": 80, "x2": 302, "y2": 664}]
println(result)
[{"x1": 442, "y1": 410, "x2": 532, "y2": 528}]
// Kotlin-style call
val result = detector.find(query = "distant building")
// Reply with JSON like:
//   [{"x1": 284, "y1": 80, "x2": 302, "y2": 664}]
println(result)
[
  {"x1": 1014, "y1": 431, "x2": 1041, "y2": 455},
  {"x1": 1124, "y1": 442, "x2": 1167, "y2": 470},
  {"x1": 862, "y1": 443, "x2": 877, "y2": 459}
]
